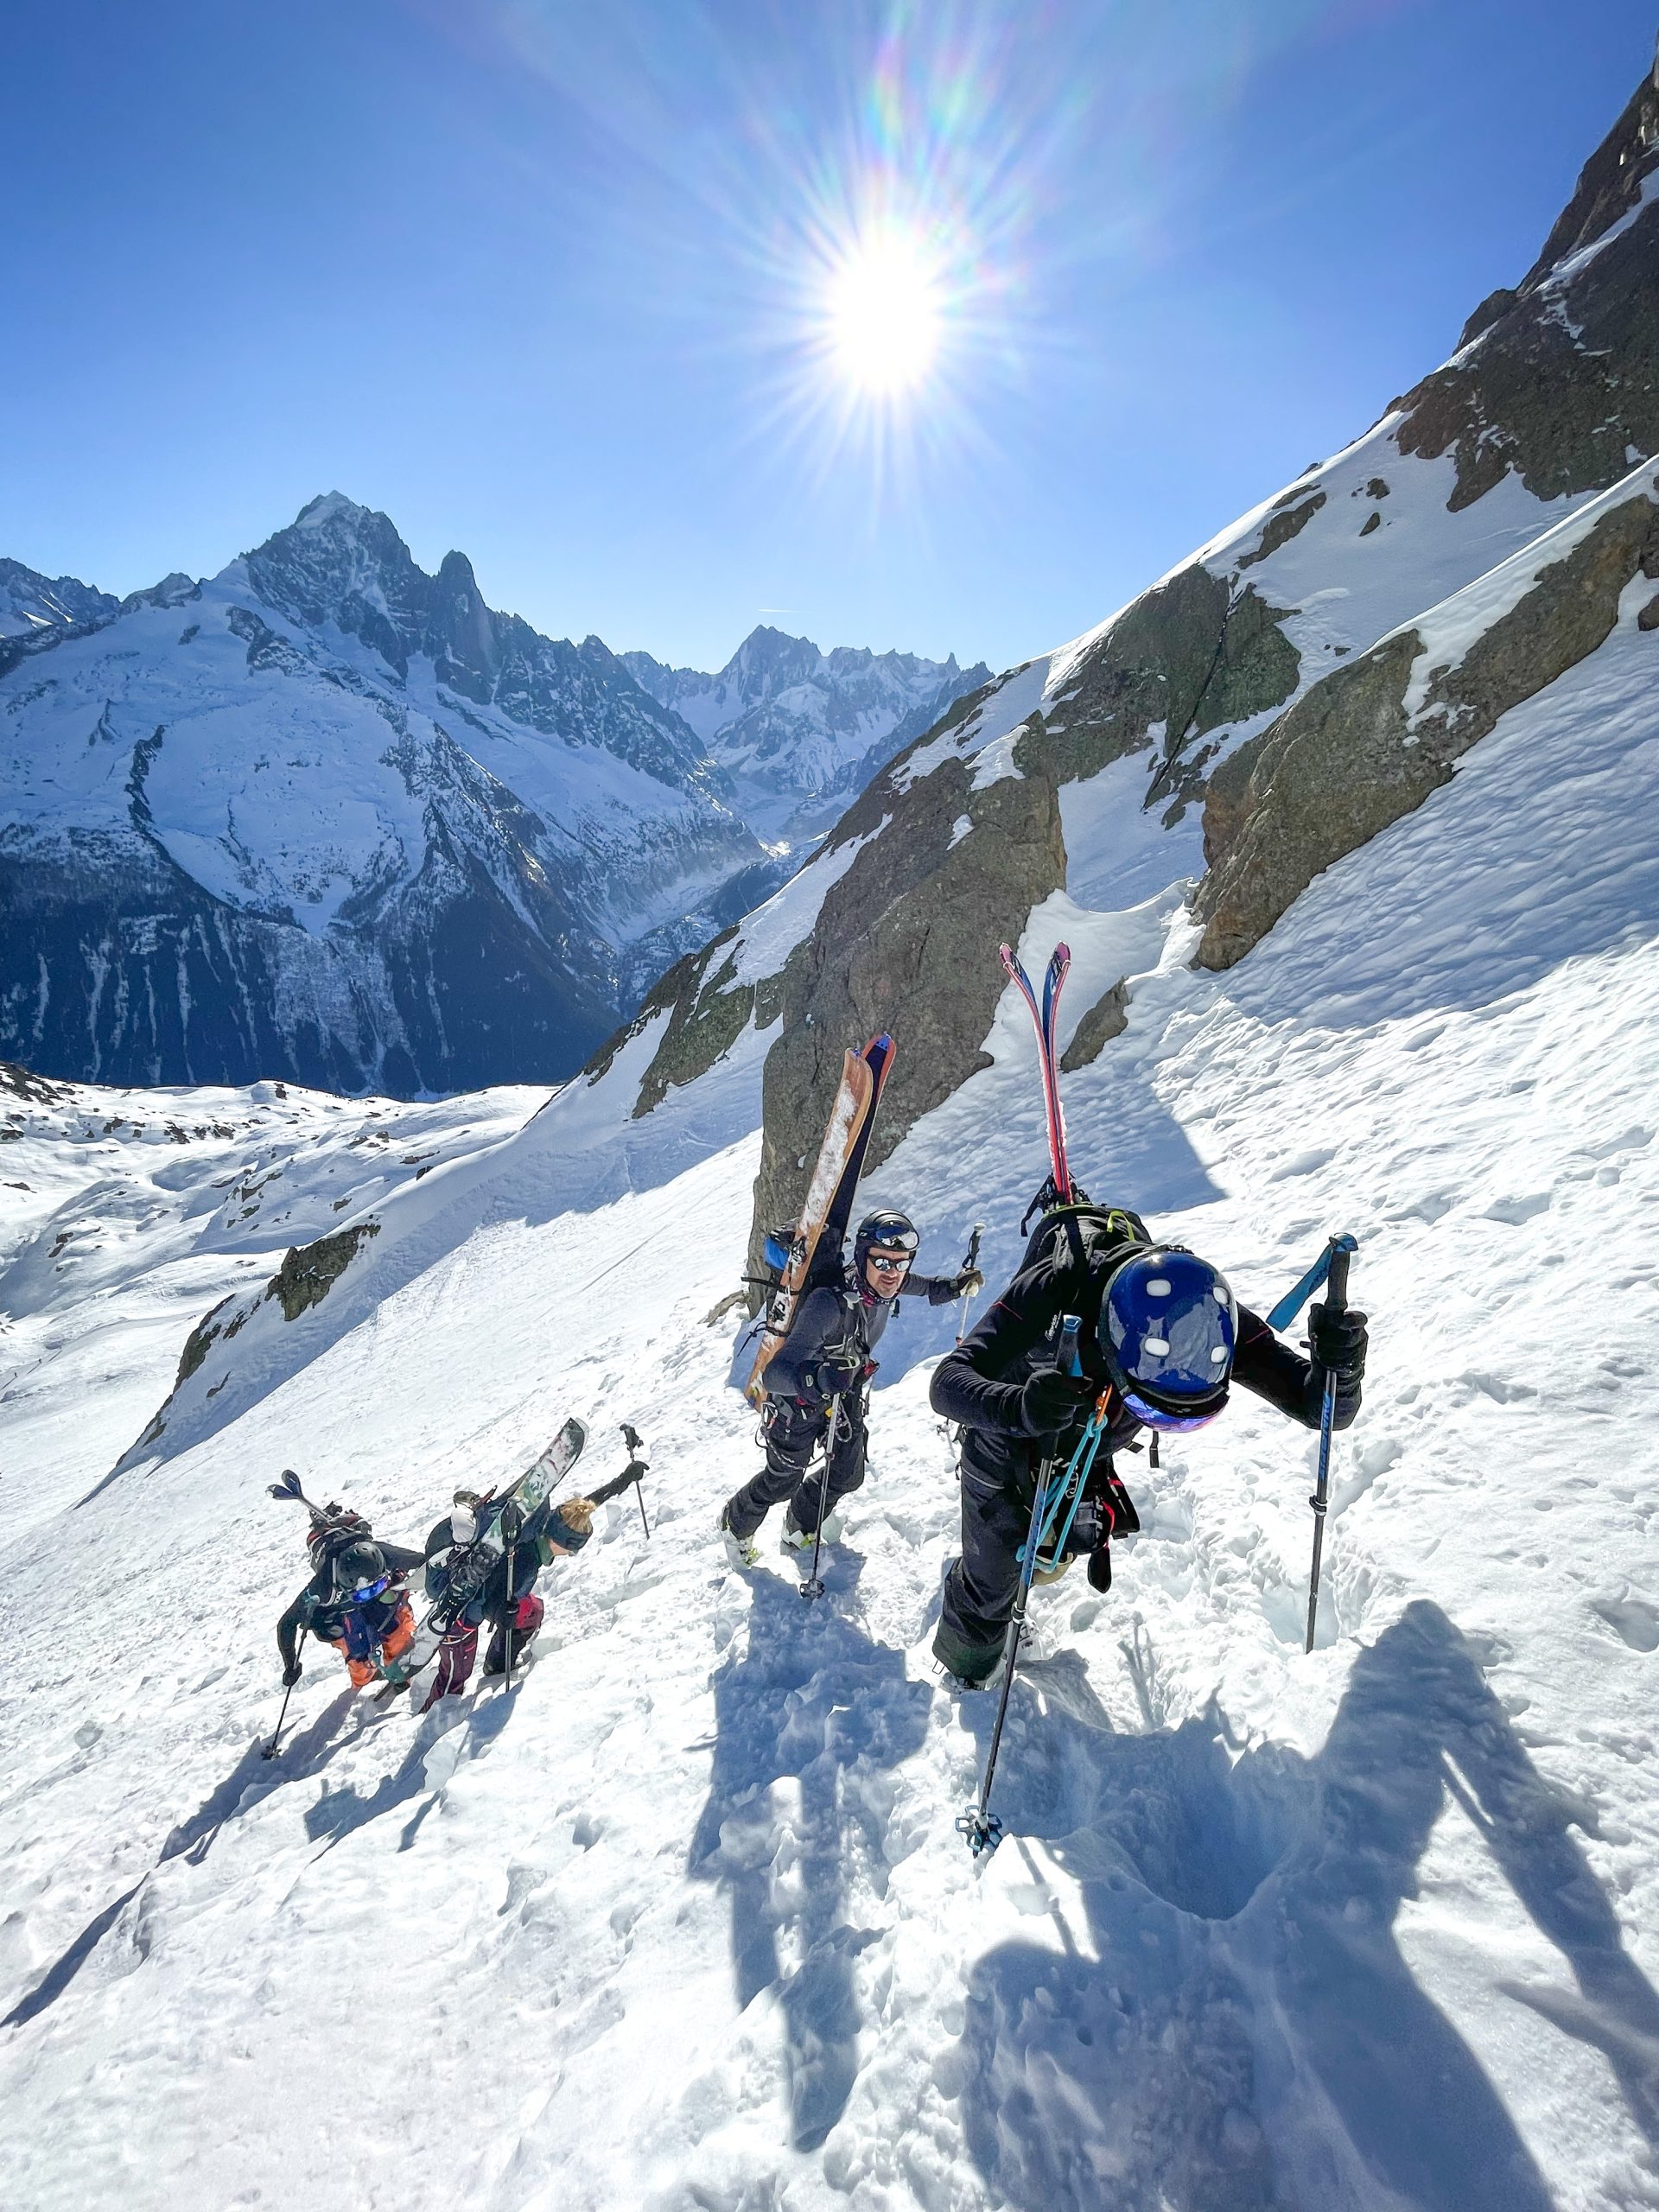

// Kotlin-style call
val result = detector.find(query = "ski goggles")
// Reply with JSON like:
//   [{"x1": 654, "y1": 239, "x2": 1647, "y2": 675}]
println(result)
[
  {"x1": 345, "y1": 1573, "x2": 391, "y2": 1605},
  {"x1": 1118, "y1": 1387, "x2": 1222, "y2": 1435}
]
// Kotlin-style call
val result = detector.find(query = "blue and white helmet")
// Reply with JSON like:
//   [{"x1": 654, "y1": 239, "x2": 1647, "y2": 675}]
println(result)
[{"x1": 1099, "y1": 1249, "x2": 1236, "y2": 1430}]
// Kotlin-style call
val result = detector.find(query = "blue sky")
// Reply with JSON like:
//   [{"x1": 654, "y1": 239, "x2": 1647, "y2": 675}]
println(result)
[{"x1": 5, "y1": 1, "x2": 1655, "y2": 673}]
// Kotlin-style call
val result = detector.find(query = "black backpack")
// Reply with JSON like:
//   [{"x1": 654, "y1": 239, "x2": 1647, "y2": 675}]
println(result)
[
  {"x1": 307, "y1": 1509, "x2": 372, "y2": 1581},
  {"x1": 1017, "y1": 1198, "x2": 1152, "y2": 1284}
]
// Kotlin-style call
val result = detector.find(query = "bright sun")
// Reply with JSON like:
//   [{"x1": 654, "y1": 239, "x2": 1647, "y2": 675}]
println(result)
[{"x1": 824, "y1": 226, "x2": 944, "y2": 397}]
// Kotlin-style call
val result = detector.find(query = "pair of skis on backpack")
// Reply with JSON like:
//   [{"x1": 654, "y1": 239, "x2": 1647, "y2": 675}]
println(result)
[
  {"x1": 276, "y1": 1417, "x2": 589, "y2": 1719},
  {"x1": 397, "y1": 1416, "x2": 590, "y2": 1711}
]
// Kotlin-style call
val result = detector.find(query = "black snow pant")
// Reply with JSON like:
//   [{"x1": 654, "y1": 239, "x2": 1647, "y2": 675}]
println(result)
[
  {"x1": 725, "y1": 1392, "x2": 868, "y2": 1541},
  {"x1": 934, "y1": 1454, "x2": 1039, "y2": 1684}
]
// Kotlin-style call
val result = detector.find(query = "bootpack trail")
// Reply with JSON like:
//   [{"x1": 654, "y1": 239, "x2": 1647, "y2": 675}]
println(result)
[{"x1": 1, "y1": 603, "x2": 1657, "y2": 2209}]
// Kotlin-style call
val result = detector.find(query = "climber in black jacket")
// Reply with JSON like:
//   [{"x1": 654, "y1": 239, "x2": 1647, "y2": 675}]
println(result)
[{"x1": 929, "y1": 1208, "x2": 1368, "y2": 1684}]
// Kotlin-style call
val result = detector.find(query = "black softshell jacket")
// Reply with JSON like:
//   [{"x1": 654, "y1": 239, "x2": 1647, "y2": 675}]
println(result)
[
  {"x1": 767, "y1": 1268, "x2": 957, "y2": 1403},
  {"x1": 931, "y1": 1245, "x2": 1352, "y2": 1494}
]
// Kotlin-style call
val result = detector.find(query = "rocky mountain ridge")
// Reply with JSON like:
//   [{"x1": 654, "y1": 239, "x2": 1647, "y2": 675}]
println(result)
[
  {"x1": 574, "y1": 49, "x2": 1659, "y2": 1284},
  {"x1": 0, "y1": 499, "x2": 772, "y2": 1093},
  {"x1": 0, "y1": 500, "x2": 982, "y2": 1095},
  {"x1": 624, "y1": 626, "x2": 990, "y2": 842}
]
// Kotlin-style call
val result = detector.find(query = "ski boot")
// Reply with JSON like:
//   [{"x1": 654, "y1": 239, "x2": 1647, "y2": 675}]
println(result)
[
  {"x1": 781, "y1": 1507, "x2": 842, "y2": 1554},
  {"x1": 720, "y1": 1508, "x2": 760, "y2": 1569}
]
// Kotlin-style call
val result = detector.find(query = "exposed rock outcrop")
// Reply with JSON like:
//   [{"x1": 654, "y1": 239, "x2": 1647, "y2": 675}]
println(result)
[
  {"x1": 134, "y1": 1217, "x2": 383, "y2": 1451},
  {"x1": 746, "y1": 755, "x2": 1065, "y2": 1281},
  {"x1": 1060, "y1": 981, "x2": 1130, "y2": 1071},
  {"x1": 1394, "y1": 52, "x2": 1659, "y2": 511},
  {"x1": 1195, "y1": 480, "x2": 1659, "y2": 968},
  {"x1": 271, "y1": 1221, "x2": 382, "y2": 1322}
]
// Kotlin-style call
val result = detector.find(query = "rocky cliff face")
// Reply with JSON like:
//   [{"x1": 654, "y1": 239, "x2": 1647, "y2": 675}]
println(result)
[{"x1": 573, "y1": 54, "x2": 1659, "y2": 1283}]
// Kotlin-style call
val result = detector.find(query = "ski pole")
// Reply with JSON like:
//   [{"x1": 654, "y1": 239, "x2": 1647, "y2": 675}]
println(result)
[
  {"x1": 1305, "y1": 1237, "x2": 1354, "y2": 1653},
  {"x1": 263, "y1": 1628, "x2": 308, "y2": 1760},
  {"x1": 801, "y1": 1415, "x2": 838, "y2": 1604},
  {"x1": 503, "y1": 1515, "x2": 518, "y2": 1693},
  {"x1": 956, "y1": 1224, "x2": 984, "y2": 1344},
  {"x1": 957, "y1": 1316, "x2": 1082, "y2": 1859},
  {"x1": 620, "y1": 1425, "x2": 651, "y2": 1539}
]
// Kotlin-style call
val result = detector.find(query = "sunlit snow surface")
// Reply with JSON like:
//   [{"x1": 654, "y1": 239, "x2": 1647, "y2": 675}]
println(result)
[{"x1": 2, "y1": 601, "x2": 1658, "y2": 2208}]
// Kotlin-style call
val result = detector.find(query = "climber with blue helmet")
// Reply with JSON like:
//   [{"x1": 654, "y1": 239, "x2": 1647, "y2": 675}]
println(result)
[{"x1": 928, "y1": 1205, "x2": 1367, "y2": 1686}]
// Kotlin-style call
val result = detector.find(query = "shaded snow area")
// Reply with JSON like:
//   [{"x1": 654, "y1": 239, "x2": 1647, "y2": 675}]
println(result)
[{"x1": 3, "y1": 611, "x2": 1659, "y2": 2212}]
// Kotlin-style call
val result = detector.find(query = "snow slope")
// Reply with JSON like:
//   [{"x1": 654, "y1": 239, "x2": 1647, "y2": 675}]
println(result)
[{"x1": 3, "y1": 543, "x2": 1657, "y2": 2211}]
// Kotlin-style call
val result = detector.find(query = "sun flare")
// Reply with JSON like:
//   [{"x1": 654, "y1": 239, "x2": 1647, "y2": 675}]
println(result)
[{"x1": 823, "y1": 226, "x2": 945, "y2": 397}]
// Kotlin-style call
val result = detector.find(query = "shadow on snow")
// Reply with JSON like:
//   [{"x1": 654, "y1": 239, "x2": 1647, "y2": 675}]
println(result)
[
  {"x1": 952, "y1": 1599, "x2": 1659, "y2": 2210},
  {"x1": 689, "y1": 1556, "x2": 931, "y2": 2151}
]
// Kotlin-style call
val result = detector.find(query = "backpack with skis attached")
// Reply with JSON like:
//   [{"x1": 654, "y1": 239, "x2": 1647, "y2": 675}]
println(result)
[
  {"x1": 746, "y1": 1032, "x2": 895, "y2": 1403},
  {"x1": 397, "y1": 1414, "x2": 588, "y2": 1711}
]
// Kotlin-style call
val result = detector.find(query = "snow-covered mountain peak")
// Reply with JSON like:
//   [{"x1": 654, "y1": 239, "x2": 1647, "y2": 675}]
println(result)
[
  {"x1": 0, "y1": 556, "x2": 118, "y2": 639},
  {"x1": 244, "y1": 493, "x2": 429, "y2": 651},
  {"x1": 291, "y1": 488, "x2": 370, "y2": 531},
  {"x1": 623, "y1": 624, "x2": 990, "y2": 842}
]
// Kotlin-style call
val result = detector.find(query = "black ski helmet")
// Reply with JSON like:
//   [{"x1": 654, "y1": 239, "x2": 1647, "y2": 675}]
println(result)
[
  {"x1": 855, "y1": 1209, "x2": 919, "y2": 1277},
  {"x1": 1097, "y1": 1248, "x2": 1236, "y2": 1430},
  {"x1": 330, "y1": 1538, "x2": 389, "y2": 1601}
]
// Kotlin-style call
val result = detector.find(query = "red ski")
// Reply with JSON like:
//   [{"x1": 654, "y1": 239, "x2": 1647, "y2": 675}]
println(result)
[{"x1": 1000, "y1": 942, "x2": 1074, "y2": 1201}]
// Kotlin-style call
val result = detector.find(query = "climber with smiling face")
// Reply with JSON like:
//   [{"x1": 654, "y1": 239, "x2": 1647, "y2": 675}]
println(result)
[
  {"x1": 928, "y1": 1205, "x2": 1369, "y2": 1687},
  {"x1": 719, "y1": 1210, "x2": 983, "y2": 1567}
]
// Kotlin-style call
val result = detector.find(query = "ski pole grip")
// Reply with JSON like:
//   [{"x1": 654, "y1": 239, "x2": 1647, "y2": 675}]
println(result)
[
  {"x1": 1325, "y1": 1240, "x2": 1351, "y2": 1313},
  {"x1": 1058, "y1": 1313, "x2": 1083, "y2": 1377}
]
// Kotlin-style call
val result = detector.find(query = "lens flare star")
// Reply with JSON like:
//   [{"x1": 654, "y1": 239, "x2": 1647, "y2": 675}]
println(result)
[{"x1": 823, "y1": 224, "x2": 945, "y2": 396}]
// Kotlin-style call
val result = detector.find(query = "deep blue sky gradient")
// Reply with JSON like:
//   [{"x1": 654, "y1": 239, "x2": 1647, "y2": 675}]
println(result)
[{"x1": 5, "y1": 1, "x2": 1655, "y2": 671}]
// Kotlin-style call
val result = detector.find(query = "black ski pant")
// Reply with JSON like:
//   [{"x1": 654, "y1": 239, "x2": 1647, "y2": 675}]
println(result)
[
  {"x1": 935, "y1": 1456, "x2": 1039, "y2": 1683},
  {"x1": 726, "y1": 1393, "x2": 867, "y2": 1541}
]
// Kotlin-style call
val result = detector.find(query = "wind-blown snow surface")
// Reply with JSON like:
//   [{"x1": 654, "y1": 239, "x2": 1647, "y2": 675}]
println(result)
[{"x1": 3, "y1": 605, "x2": 1659, "y2": 2209}]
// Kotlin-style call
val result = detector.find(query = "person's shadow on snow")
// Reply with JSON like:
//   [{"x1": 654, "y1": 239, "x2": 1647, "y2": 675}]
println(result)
[
  {"x1": 951, "y1": 1599, "x2": 1659, "y2": 2212},
  {"x1": 689, "y1": 1557, "x2": 931, "y2": 2151}
]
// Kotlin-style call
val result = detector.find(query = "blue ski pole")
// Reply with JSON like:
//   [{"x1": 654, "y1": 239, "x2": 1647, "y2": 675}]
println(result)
[
  {"x1": 958, "y1": 1315, "x2": 1082, "y2": 1859},
  {"x1": 1305, "y1": 1238, "x2": 1354, "y2": 1653}
]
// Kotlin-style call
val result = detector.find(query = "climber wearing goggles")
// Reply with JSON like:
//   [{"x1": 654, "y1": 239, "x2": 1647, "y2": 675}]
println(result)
[
  {"x1": 927, "y1": 1207, "x2": 1368, "y2": 1687},
  {"x1": 720, "y1": 1209, "x2": 982, "y2": 1567}
]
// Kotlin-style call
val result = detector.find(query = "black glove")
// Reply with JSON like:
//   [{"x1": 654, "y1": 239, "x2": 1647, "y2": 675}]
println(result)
[
  {"x1": 591, "y1": 1463, "x2": 645, "y2": 1506},
  {"x1": 948, "y1": 1268, "x2": 985, "y2": 1299},
  {"x1": 1309, "y1": 1302, "x2": 1368, "y2": 1385},
  {"x1": 282, "y1": 1660, "x2": 303, "y2": 1688},
  {"x1": 1018, "y1": 1366, "x2": 1092, "y2": 1440},
  {"x1": 1309, "y1": 1301, "x2": 1367, "y2": 1425},
  {"x1": 814, "y1": 1350, "x2": 863, "y2": 1396}
]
